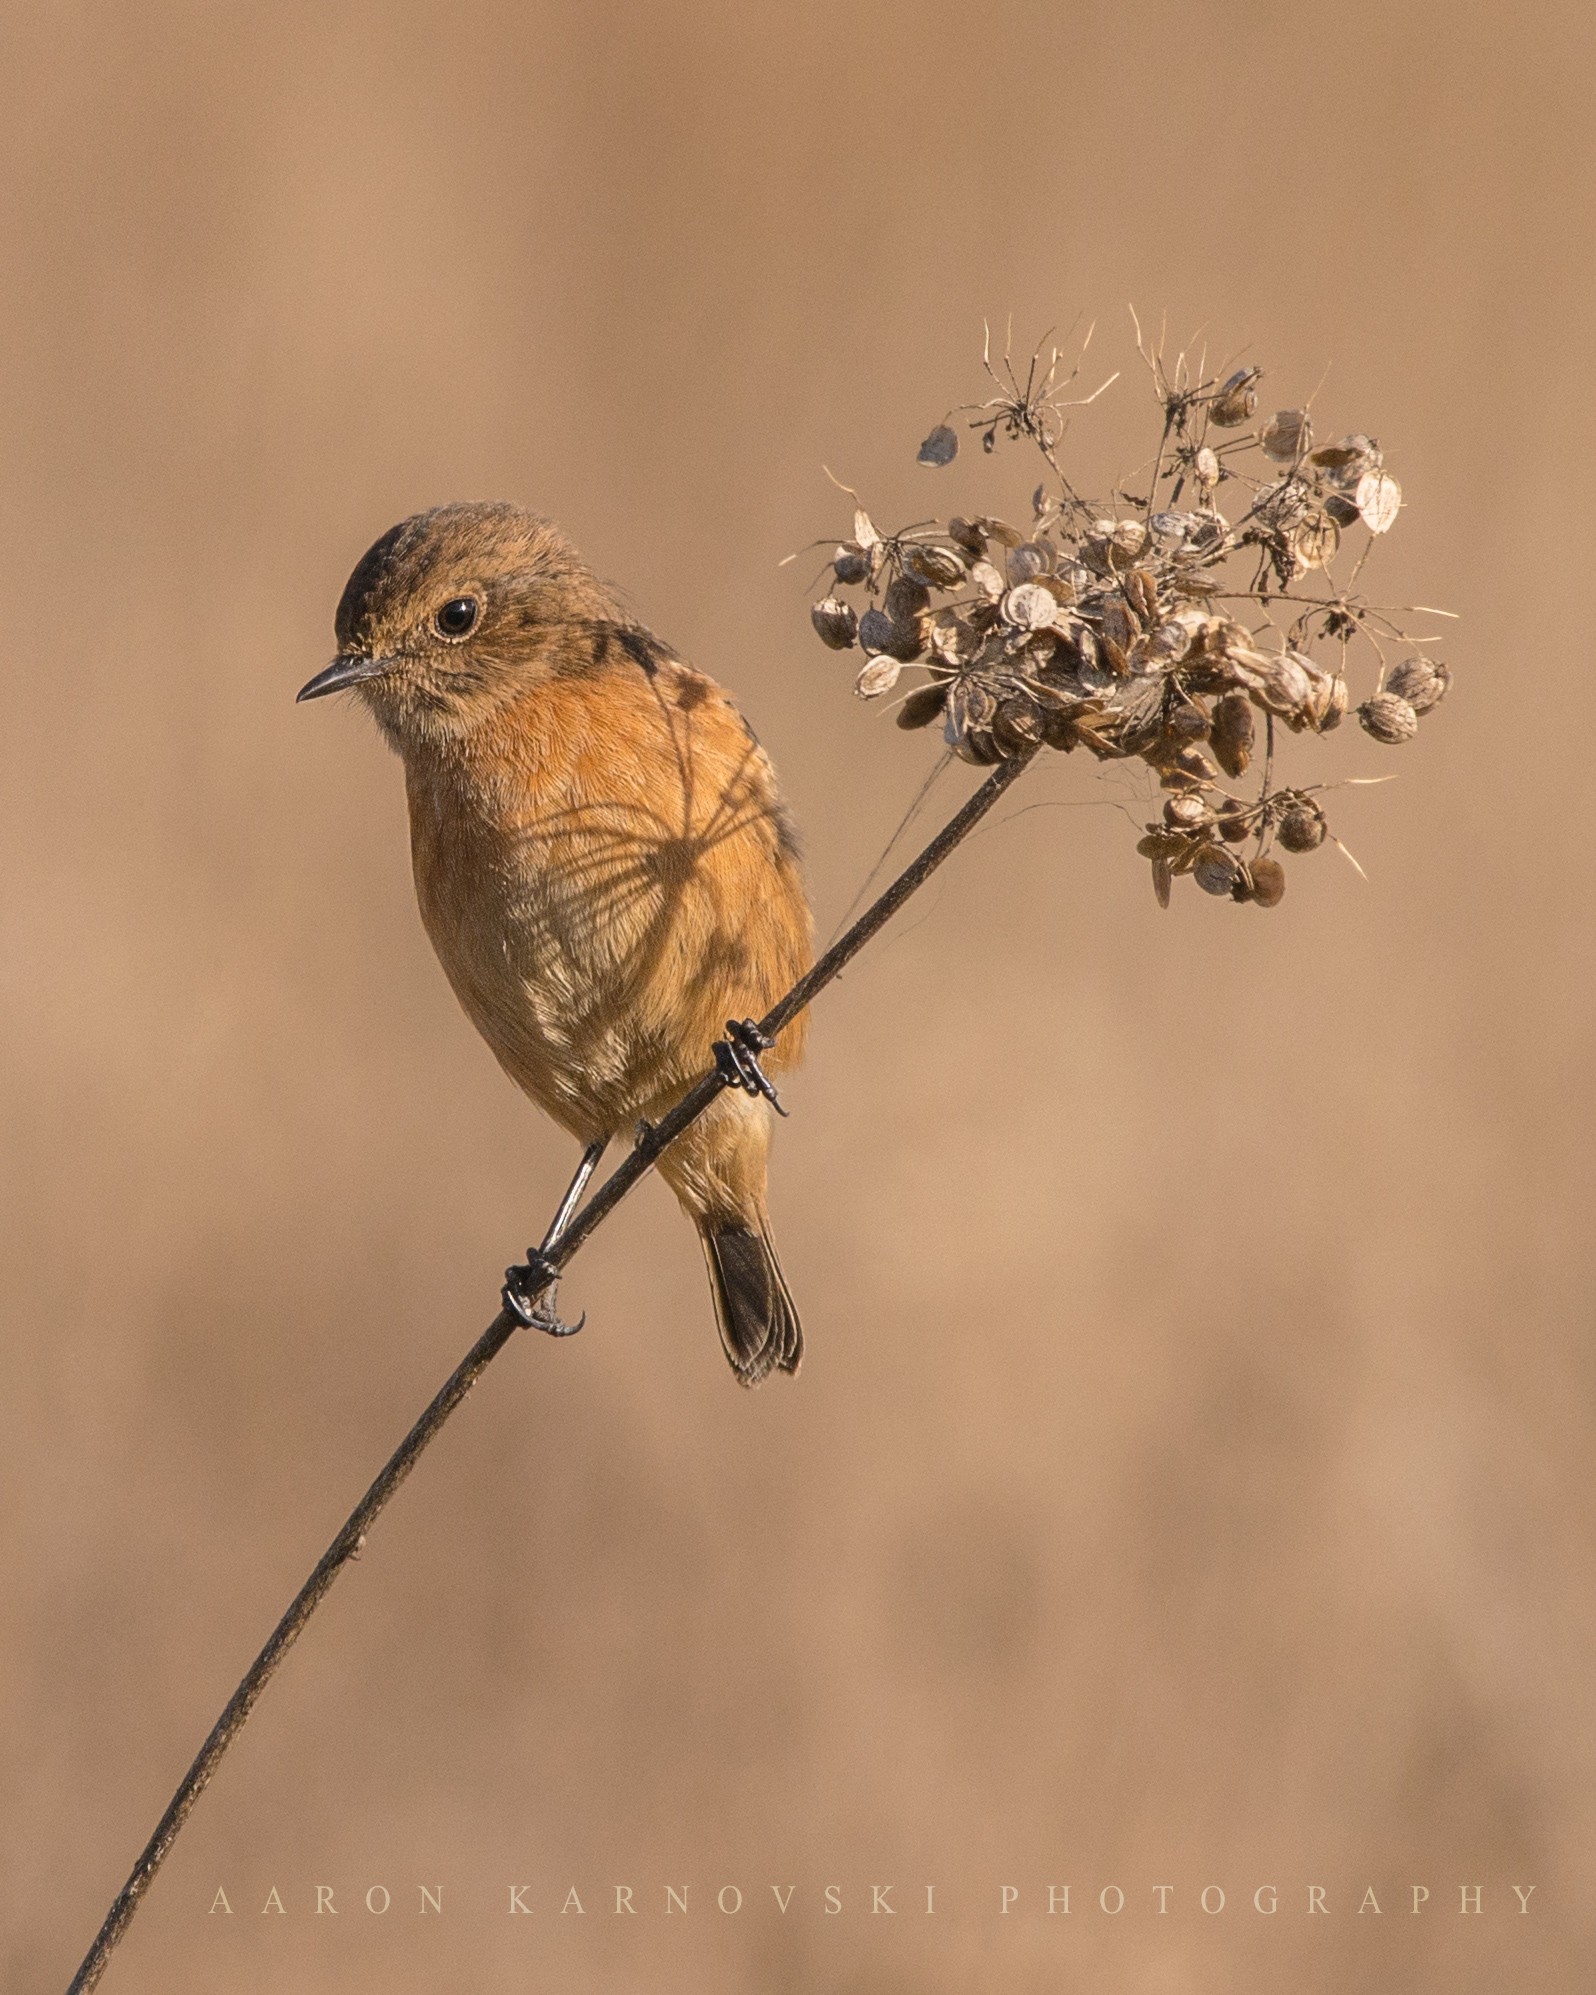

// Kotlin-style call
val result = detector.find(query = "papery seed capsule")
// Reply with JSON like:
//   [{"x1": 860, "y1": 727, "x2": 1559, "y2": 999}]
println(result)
[
  {"x1": 1261, "y1": 408, "x2": 1312, "y2": 462},
  {"x1": 1247, "y1": 856, "x2": 1287, "y2": 907},
  {"x1": 970, "y1": 559, "x2": 1005, "y2": 600},
  {"x1": 1111, "y1": 518, "x2": 1149, "y2": 559},
  {"x1": 1151, "y1": 856, "x2": 1173, "y2": 908},
  {"x1": 993, "y1": 695, "x2": 1046, "y2": 754},
  {"x1": 834, "y1": 544, "x2": 870, "y2": 585},
  {"x1": 1216, "y1": 796, "x2": 1252, "y2": 844},
  {"x1": 1210, "y1": 690, "x2": 1255, "y2": 778},
  {"x1": 1317, "y1": 672, "x2": 1349, "y2": 731},
  {"x1": 948, "y1": 516, "x2": 986, "y2": 557},
  {"x1": 1124, "y1": 568, "x2": 1159, "y2": 624},
  {"x1": 897, "y1": 681, "x2": 949, "y2": 730},
  {"x1": 1293, "y1": 512, "x2": 1340, "y2": 570},
  {"x1": 1168, "y1": 698, "x2": 1209, "y2": 740},
  {"x1": 885, "y1": 575, "x2": 930, "y2": 623},
  {"x1": 1164, "y1": 793, "x2": 1212, "y2": 830},
  {"x1": 1386, "y1": 656, "x2": 1451, "y2": 713},
  {"x1": 1003, "y1": 581, "x2": 1059, "y2": 631},
  {"x1": 1278, "y1": 798, "x2": 1328, "y2": 852},
  {"x1": 1355, "y1": 470, "x2": 1402, "y2": 534},
  {"x1": 1007, "y1": 541, "x2": 1050, "y2": 584},
  {"x1": 1358, "y1": 691, "x2": 1419, "y2": 744},
  {"x1": 902, "y1": 543, "x2": 967, "y2": 589},
  {"x1": 810, "y1": 597, "x2": 859, "y2": 649},
  {"x1": 1194, "y1": 844, "x2": 1245, "y2": 896},
  {"x1": 1195, "y1": 445, "x2": 1221, "y2": 486},
  {"x1": 1210, "y1": 368, "x2": 1261, "y2": 427},
  {"x1": 1324, "y1": 493, "x2": 1361, "y2": 528},
  {"x1": 917, "y1": 423, "x2": 959, "y2": 467},
  {"x1": 854, "y1": 655, "x2": 903, "y2": 698},
  {"x1": 858, "y1": 606, "x2": 898, "y2": 655}
]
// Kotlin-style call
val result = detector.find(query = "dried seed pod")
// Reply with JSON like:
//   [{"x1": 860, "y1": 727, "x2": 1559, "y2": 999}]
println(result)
[
  {"x1": 1167, "y1": 697, "x2": 1209, "y2": 740},
  {"x1": 1324, "y1": 493, "x2": 1361, "y2": 528},
  {"x1": 885, "y1": 575, "x2": 929, "y2": 623},
  {"x1": 1193, "y1": 843, "x2": 1246, "y2": 897},
  {"x1": 977, "y1": 516, "x2": 1026, "y2": 550},
  {"x1": 1111, "y1": 518, "x2": 1149, "y2": 560},
  {"x1": 834, "y1": 543, "x2": 870, "y2": 586},
  {"x1": 1292, "y1": 512, "x2": 1340, "y2": 570},
  {"x1": 1386, "y1": 656, "x2": 1451, "y2": 713},
  {"x1": 854, "y1": 655, "x2": 903, "y2": 699},
  {"x1": 1315, "y1": 671, "x2": 1349, "y2": 731},
  {"x1": 1277, "y1": 798, "x2": 1328, "y2": 852},
  {"x1": 853, "y1": 509, "x2": 881, "y2": 549},
  {"x1": 1355, "y1": 470, "x2": 1402, "y2": 534},
  {"x1": 1216, "y1": 796, "x2": 1252, "y2": 844},
  {"x1": 1310, "y1": 433, "x2": 1379, "y2": 475},
  {"x1": 948, "y1": 516, "x2": 986, "y2": 558},
  {"x1": 1164, "y1": 793, "x2": 1212, "y2": 831},
  {"x1": 896, "y1": 681, "x2": 949, "y2": 730},
  {"x1": 1123, "y1": 567, "x2": 1159, "y2": 625},
  {"x1": 1246, "y1": 856, "x2": 1287, "y2": 907},
  {"x1": 1194, "y1": 444, "x2": 1221, "y2": 487},
  {"x1": 1210, "y1": 368, "x2": 1261, "y2": 427},
  {"x1": 901, "y1": 543, "x2": 966, "y2": 589},
  {"x1": 1003, "y1": 581, "x2": 1060, "y2": 631},
  {"x1": 1358, "y1": 690, "x2": 1420, "y2": 744},
  {"x1": 1150, "y1": 856, "x2": 1173, "y2": 908},
  {"x1": 810, "y1": 597, "x2": 858, "y2": 650},
  {"x1": 1150, "y1": 511, "x2": 1191, "y2": 545},
  {"x1": 928, "y1": 611, "x2": 972, "y2": 667},
  {"x1": 1138, "y1": 828, "x2": 1194, "y2": 861},
  {"x1": 917, "y1": 423, "x2": 959, "y2": 467},
  {"x1": 1260, "y1": 408, "x2": 1312, "y2": 462},
  {"x1": 970, "y1": 559, "x2": 1005, "y2": 600},
  {"x1": 1210, "y1": 690, "x2": 1255, "y2": 778},
  {"x1": 1006, "y1": 541, "x2": 1050, "y2": 584},
  {"x1": 992, "y1": 694, "x2": 1046, "y2": 754}
]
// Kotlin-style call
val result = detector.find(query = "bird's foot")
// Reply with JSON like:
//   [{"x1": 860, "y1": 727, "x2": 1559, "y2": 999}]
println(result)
[
  {"x1": 502, "y1": 1250, "x2": 586, "y2": 1337},
  {"x1": 713, "y1": 1019, "x2": 788, "y2": 1116}
]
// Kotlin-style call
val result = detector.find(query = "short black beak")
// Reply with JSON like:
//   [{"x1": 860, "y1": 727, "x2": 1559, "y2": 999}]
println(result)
[{"x1": 296, "y1": 654, "x2": 391, "y2": 703}]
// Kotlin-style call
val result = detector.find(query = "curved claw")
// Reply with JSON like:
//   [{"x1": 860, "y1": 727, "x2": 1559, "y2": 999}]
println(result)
[
  {"x1": 502, "y1": 1252, "x2": 585, "y2": 1338},
  {"x1": 713, "y1": 1018, "x2": 788, "y2": 1116}
]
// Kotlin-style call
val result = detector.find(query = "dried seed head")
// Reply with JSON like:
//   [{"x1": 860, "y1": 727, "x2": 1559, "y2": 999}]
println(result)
[
  {"x1": 1246, "y1": 856, "x2": 1287, "y2": 907},
  {"x1": 1210, "y1": 367, "x2": 1261, "y2": 427},
  {"x1": 1277, "y1": 797, "x2": 1328, "y2": 852},
  {"x1": 1386, "y1": 656, "x2": 1451, "y2": 714},
  {"x1": 1358, "y1": 690, "x2": 1420, "y2": 744},
  {"x1": 1194, "y1": 844, "x2": 1246, "y2": 897},
  {"x1": 834, "y1": 543, "x2": 871, "y2": 586},
  {"x1": 854, "y1": 655, "x2": 903, "y2": 699},
  {"x1": 1261, "y1": 408, "x2": 1312, "y2": 462},
  {"x1": 1210, "y1": 689, "x2": 1256, "y2": 778},
  {"x1": 917, "y1": 423, "x2": 959, "y2": 467},
  {"x1": 896, "y1": 681, "x2": 949, "y2": 730},
  {"x1": 810, "y1": 597, "x2": 859, "y2": 650}
]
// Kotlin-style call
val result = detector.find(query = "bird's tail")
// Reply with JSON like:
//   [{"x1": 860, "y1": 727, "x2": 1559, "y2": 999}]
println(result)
[{"x1": 698, "y1": 1214, "x2": 803, "y2": 1387}]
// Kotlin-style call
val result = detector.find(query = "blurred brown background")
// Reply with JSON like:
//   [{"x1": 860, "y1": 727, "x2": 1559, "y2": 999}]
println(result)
[{"x1": 3, "y1": 3, "x2": 1591, "y2": 1990}]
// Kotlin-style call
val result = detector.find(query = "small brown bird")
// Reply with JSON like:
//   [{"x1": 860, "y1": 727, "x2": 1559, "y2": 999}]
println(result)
[{"x1": 299, "y1": 502, "x2": 813, "y2": 1384}]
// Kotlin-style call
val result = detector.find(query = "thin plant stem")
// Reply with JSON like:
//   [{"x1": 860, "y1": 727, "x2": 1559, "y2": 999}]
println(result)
[{"x1": 63, "y1": 742, "x2": 1039, "y2": 1995}]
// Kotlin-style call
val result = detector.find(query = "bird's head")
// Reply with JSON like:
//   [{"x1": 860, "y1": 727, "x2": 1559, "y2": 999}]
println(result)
[{"x1": 298, "y1": 502, "x2": 619, "y2": 749}]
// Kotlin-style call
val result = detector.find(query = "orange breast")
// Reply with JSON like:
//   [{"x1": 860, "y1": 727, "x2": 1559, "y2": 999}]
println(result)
[{"x1": 405, "y1": 657, "x2": 812, "y2": 1140}]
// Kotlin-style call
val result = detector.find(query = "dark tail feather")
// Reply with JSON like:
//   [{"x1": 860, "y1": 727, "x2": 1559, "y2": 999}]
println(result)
[{"x1": 699, "y1": 1218, "x2": 803, "y2": 1387}]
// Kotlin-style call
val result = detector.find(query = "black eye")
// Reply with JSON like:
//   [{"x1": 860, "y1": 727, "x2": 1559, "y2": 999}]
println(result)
[{"x1": 435, "y1": 596, "x2": 480, "y2": 639}]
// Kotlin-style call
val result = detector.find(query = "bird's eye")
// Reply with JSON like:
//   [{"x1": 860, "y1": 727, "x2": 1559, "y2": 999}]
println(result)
[{"x1": 435, "y1": 596, "x2": 480, "y2": 639}]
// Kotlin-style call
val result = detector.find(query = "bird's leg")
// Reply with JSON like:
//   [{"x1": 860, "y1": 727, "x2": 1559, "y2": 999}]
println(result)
[
  {"x1": 502, "y1": 1136, "x2": 610, "y2": 1336},
  {"x1": 713, "y1": 1019, "x2": 788, "y2": 1117}
]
